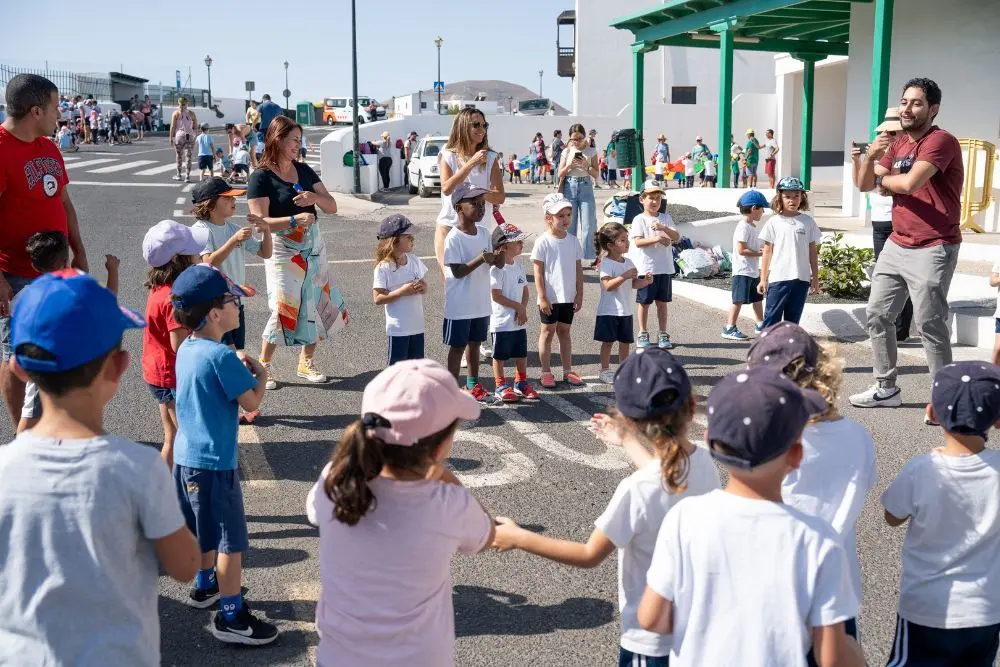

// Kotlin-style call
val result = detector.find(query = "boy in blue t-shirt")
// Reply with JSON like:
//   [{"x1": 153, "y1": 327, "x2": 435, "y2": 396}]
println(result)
[
  {"x1": 196, "y1": 123, "x2": 216, "y2": 181},
  {"x1": 170, "y1": 264, "x2": 277, "y2": 645}
]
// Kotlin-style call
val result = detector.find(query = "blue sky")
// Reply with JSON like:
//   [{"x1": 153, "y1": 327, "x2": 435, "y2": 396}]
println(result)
[{"x1": 1, "y1": 0, "x2": 573, "y2": 108}]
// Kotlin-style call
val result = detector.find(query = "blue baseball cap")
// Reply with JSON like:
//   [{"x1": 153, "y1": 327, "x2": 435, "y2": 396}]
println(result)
[
  {"x1": 12, "y1": 270, "x2": 145, "y2": 373},
  {"x1": 737, "y1": 190, "x2": 770, "y2": 209},
  {"x1": 706, "y1": 366, "x2": 826, "y2": 469},
  {"x1": 931, "y1": 361, "x2": 1000, "y2": 438},
  {"x1": 170, "y1": 264, "x2": 248, "y2": 310},
  {"x1": 613, "y1": 348, "x2": 691, "y2": 419}
]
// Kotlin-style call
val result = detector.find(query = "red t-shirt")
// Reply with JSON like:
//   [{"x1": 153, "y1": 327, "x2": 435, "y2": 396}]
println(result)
[
  {"x1": 142, "y1": 285, "x2": 187, "y2": 388},
  {"x1": 879, "y1": 126, "x2": 963, "y2": 248},
  {"x1": 0, "y1": 126, "x2": 70, "y2": 277}
]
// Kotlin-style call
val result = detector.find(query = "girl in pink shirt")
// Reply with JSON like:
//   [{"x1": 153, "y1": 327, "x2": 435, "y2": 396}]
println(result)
[{"x1": 306, "y1": 359, "x2": 495, "y2": 666}]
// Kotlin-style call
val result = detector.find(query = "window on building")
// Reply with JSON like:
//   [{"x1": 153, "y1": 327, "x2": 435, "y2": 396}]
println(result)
[{"x1": 671, "y1": 86, "x2": 697, "y2": 105}]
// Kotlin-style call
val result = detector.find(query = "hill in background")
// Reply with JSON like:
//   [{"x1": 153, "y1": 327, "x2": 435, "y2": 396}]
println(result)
[{"x1": 383, "y1": 79, "x2": 570, "y2": 115}]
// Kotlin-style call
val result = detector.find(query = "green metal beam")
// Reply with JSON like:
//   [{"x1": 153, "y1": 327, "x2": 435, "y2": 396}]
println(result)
[
  {"x1": 718, "y1": 29, "x2": 734, "y2": 187},
  {"x1": 869, "y1": 0, "x2": 894, "y2": 138},
  {"x1": 632, "y1": 47, "x2": 646, "y2": 183},
  {"x1": 652, "y1": 34, "x2": 849, "y2": 56},
  {"x1": 631, "y1": 0, "x2": 803, "y2": 42}
]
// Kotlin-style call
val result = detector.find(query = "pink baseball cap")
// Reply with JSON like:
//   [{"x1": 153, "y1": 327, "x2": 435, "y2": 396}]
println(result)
[{"x1": 361, "y1": 359, "x2": 480, "y2": 445}]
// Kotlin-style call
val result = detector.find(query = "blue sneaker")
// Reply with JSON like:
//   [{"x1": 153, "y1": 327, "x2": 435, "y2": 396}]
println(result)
[
  {"x1": 722, "y1": 326, "x2": 749, "y2": 341},
  {"x1": 637, "y1": 331, "x2": 652, "y2": 348}
]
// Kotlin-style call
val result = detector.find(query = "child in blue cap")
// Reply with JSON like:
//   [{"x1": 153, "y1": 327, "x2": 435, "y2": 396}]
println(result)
[
  {"x1": 0, "y1": 271, "x2": 199, "y2": 665},
  {"x1": 882, "y1": 361, "x2": 1000, "y2": 666},
  {"x1": 723, "y1": 190, "x2": 767, "y2": 340},
  {"x1": 169, "y1": 264, "x2": 276, "y2": 645}
]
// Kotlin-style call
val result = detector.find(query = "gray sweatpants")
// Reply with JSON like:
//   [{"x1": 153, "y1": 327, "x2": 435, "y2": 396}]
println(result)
[{"x1": 865, "y1": 239, "x2": 959, "y2": 387}]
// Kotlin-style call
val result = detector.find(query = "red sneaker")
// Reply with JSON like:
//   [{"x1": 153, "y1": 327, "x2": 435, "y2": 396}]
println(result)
[{"x1": 514, "y1": 382, "x2": 539, "y2": 400}]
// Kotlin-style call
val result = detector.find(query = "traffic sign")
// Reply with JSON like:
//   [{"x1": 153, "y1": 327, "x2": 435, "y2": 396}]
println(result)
[
  {"x1": 433, "y1": 81, "x2": 445, "y2": 93},
  {"x1": 245, "y1": 81, "x2": 255, "y2": 92}
]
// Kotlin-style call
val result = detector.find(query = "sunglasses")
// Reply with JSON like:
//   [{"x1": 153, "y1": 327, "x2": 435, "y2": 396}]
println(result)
[{"x1": 471, "y1": 121, "x2": 489, "y2": 130}]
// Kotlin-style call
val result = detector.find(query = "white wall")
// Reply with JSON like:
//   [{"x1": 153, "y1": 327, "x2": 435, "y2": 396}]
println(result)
[{"x1": 574, "y1": 0, "x2": 778, "y2": 149}]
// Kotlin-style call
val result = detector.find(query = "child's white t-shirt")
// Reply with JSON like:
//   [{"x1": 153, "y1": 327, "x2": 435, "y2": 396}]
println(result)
[
  {"x1": 731, "y1": 220, "x2": 762, "y2": 278},
  {"x1": 881, "y1": 448, "x2": 1000, "y2": 629},
  {"x1": 489, "y1": 260, "x2": 527, "y2": 333},
  {"x1": 373, "y1": 253, "x2": 428, "y2": 336},
  {"x1": 783, "y1": 417, "x2": 877, "y2": 605},
  {"x1": 530, "y1": 232, "x2": 583, "y2": 304},
  {"x1": 758, "y1": 213, "x2": 822, "y2": 283},
  {"x1": 596, "y1": 450, "x2": 720, "y2": 657},
  {"x1": 597, "y1": 257, "x2": 637, "y2": 317},
  {"x1": 630, "y1": 213, "x2": 676, "y2": 276},
  {"x1": 443, "y1": 225, "x2": 492, "y2": 320},
  {"x1": 647, "y1": 490, "x2": 857, "y2": 667},
  {"x1": 306, "y1": 464, "x2": 492, "y2": 666}
]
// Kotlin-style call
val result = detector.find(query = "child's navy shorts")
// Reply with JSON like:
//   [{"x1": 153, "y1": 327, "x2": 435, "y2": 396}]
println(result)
[
  {"x1": 732, "y1": 275, "x2": 763, "y2": 304},
  {"x1": 884, "y1": 615, "x2": 999, "y2": 667},
  {"x1": 594, "y1": 315, "x2": 634, "y2": 344},
  {"x1": 220, "y1": 304, "x2": 246, "y2": 350},
  {"x1": 174, "y1": 466, "x2": 249, "y2": 554},
  {"x1": 147, "y1": 383, "x2": 175, "y2": 405},
  {"x1": 388, "y1": 333, "x2": 424, "y2": 365},
  {"x1": 491, "y1": 329, "x2": 527, "y2": 361},
  {"x1": 636, "y1": 273, "x2": 673, "y2": 305},
  {"x1": 539, "y1": 302, "x2": 575, "y2": 325},
  {"x1": 443, "y1": 316, "x2": 489, "y2": 348}
]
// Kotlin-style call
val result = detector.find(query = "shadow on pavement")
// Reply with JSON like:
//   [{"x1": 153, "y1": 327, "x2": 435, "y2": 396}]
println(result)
[{"x1": 454, "y1": 585, "x2": 614, "y2": 637}]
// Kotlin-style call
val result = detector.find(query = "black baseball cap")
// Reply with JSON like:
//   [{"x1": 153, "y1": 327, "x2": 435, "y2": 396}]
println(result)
[
  {"x1": 192, "y1": 176, "x2": 245, "y2": 204},
  {"x1": 613, "y1": 348, "x2": 691, "y2": 419},
  {"x1": 931, "y1": 361, "x2": 1000, "y2": 438},
  {"x1": 706, "y1": 366, "x2": 826, "y2": 469},
  {"x1": 746, "y1": 322, "x2": 819, "y2": 374},
  {"x1": 377, "y1": 214, "x2": 414, "y2": 240}
]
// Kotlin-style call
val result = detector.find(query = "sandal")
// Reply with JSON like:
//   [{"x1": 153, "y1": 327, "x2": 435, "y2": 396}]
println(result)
[
  {"x1": 563, "y1": 371, "x2": 584, "y2": 386},
  {"x1": 539, "y1": 372, "x2": 557, "y2": 389}
]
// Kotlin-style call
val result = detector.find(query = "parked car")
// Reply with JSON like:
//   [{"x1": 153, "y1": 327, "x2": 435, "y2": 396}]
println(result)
[{"x1": 407, "y1": 135, "x2": 447, "y2": 197}]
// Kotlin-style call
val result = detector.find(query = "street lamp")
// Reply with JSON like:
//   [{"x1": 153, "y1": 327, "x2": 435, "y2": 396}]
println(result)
[
  {"x1": 283, "y1": 61, "x2": 290, "y2": 114},
  {"x1": 204, "y1": 55, "x2": 212, "y2": 108},
  {"x1": 434, "y1": 36, "x2": 443, "y2": 115},
  {"x1": 538, "y1": 69, "x2": 543, "y2": 97}
]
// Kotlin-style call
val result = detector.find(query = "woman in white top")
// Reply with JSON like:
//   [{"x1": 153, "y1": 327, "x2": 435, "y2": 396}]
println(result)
[
  {"x1": 558, "y1": 123, "x2": 600, "y2": 266},
  {"x1": 169, "y1": 96, "x2": 198, "y2": 182},
  {"x1": 377, "y1": 131, "x2": 394, "y2": 192},
  {"x1": 433, "y1": 108, "x2": 506, "y2": 280}
]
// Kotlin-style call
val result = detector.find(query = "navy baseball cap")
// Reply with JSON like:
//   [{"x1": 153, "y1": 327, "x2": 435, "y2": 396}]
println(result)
[
  {"x1": 377, "y1": 214, "x2": 414, "y2": 240},
  {"x1": 931, "y1": 361, "x2": 1000, "y2": 438},
  {"x1": 737, "y1": 190, "x2": 770, "y2": 209},
  {"x1": 451, "y1": 182, "x2": 488, "y2": 207},
  {"x1": 12, "y1": 270, "x2": 145, "y2": 373},
  {"x1": 706, "y1": 366, "x2": 826, "y2": 469},
  {"x1": 746, "y1": 322, "x2": 819, "y2": 374},
  {"x1": 614, "y1": 348, "x2": 692, "y2": 419},
  {"x1": 170, "y1": 264, "x2": 248, "y2": 309}
]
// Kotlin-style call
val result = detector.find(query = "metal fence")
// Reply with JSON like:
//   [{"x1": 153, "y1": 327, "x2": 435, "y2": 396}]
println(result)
[{"x1": 0, "y1": 64, "x2": 111, "y2": 100}]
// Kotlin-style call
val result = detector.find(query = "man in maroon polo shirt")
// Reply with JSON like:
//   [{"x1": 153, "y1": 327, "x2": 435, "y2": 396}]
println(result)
[
  {"x1": 0, "y1": 74, "x2": 88, "y2": 427},
  {"x1": 849, "y1": 78, "x2": 964, "y2": 415}
]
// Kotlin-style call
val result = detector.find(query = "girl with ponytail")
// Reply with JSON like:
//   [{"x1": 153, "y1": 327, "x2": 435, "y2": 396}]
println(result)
[
  {"x1": 306, "y1": 359, "x2": 494, "y2": 665},
  {"x1": 492, "y1": 349, "x2": 720, "y2": 666}
]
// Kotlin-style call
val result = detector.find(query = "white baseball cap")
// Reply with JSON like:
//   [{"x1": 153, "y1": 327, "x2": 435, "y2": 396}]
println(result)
[{"x1": 542, "y1": 193, "x2": 573, "y2": 214}]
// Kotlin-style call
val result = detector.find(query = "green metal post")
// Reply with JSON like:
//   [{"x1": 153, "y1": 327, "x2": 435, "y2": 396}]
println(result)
[
  {"x1": 800, "y1": 58, "x2": 815, "y2": 190},
  {"x1": 869, "y1": 0, "x2": 895, "y2": 135},
  {"x1": 717, "y1": 28, "x2": 734, "y2": 187},
  {"x1": 632, "y1": 45, "x2": 646, "y2": 185}
]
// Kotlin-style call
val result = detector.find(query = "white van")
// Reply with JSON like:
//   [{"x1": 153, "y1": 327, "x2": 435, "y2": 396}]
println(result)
[{"x1": 322, "y1": 96, "x2": 384, "y2": 125}]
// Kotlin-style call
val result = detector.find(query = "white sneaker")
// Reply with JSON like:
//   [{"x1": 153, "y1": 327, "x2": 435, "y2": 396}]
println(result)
[
  {"x1": 849, "y1": 383, "x2": 902, "y2": 408},
  {"x1": 261, "y1": 361, "x2": 277, "y2": 390},
  {"x1": 598, "y1": 369, "x2": 616, "y2": 384},
  {"x1": 296, "y1": 358, "x2": 329, "y2": 383}
]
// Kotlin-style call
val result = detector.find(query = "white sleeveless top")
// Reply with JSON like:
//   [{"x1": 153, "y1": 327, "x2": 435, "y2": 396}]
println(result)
[{"x1": 436, "y1": 149, "x2": 497, "y2": 228}]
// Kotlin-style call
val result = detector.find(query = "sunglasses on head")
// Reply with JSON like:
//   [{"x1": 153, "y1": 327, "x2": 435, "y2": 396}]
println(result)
[{"x1": 471, "y1": 121, "x2": 489, "y2": 130}]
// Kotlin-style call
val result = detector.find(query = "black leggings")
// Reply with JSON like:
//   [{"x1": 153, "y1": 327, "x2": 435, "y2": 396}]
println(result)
[{"x1": 378, "y1": 157, "x2": 392, "y2": 188}]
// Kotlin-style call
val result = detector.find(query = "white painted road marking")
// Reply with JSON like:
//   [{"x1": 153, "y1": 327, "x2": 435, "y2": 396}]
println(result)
[
  {"x1": 87, "y1": 159, "x2": 157, "y2": 173},
  {"x1": 65, "y1": 158, "x2": 117, "y2": 170},
  {"x1": 135, "y1": 163, "x2": 181, "y2": 176}
]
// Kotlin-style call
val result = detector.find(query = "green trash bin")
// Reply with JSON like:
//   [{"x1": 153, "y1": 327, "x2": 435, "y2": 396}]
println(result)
[
  {"x1": 611, "y1": 129, "x2": 637, "y2": 168},
  {"x1": 296, "y1": 102, "x2": 313, "y2": 126}
]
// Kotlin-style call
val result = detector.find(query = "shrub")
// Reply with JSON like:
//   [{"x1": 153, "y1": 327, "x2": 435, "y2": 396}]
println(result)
[{"x1": 818, "y1": 232, "x2": 875, "y2": 299}]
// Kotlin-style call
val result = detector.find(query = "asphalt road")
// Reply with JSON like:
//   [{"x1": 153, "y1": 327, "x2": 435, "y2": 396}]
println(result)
[{"x1": 2, "y1": 133, "x2": 994, "y2": 666}]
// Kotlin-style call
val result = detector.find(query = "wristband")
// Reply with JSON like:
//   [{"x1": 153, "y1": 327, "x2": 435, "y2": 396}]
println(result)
[{"x1": 289, "y1": 215, "x2": 298, "y2": 230}]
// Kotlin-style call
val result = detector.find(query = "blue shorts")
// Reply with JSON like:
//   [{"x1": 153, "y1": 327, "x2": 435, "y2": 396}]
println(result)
[
  {"x1": 174, "y1": 466, "x2": 249, "y2": 554},
  {"x1": 147, "y1": 383, "x2": 175, "y2": 405},
  {"x1": 220, "y1": 304, "x2": 246, "y2": 350},
  {"x1": 0, "y1": 273, "x2": 35, "y2": 361},
  {"x1": 636, "y1": 273, "x2": 673, "y2": 305},
  {"x1": 619, "y1": 647, "x2": 669, "y2": 666},
  {"x1": 883, "y1": 615, "x2": 999, "y2": 667},
  {"x1": 443, "y1": 316, "x2": 489, "y2": 348},
  {"x1": 732, "y1": 275, "x2": 763, "y2": 304},
  {"x1": 491, "y1": 329, "x2": 527, "y2": 361},
  {"x1": 594, "y1": 315, "x2": 634, "y2": 344},
  {"x1": 388, "y1": 333, "x2": 424, "y2": 365}
]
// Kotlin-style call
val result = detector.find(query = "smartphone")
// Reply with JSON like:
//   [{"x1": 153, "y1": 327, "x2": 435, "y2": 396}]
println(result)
[{"x1": 853, "y1": 141, "x2": 870, "y2": 154}]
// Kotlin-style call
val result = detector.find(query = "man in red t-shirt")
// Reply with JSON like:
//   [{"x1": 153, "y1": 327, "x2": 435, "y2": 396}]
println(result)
[
  {"x1": 0, "y1": 74, "x2": 89, "y2": 427},
  {"x1": 849, "y1": 78, "x2": 963, "y2": 417}
]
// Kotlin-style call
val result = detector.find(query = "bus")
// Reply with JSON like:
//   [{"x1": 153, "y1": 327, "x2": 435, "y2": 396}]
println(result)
[{"x1": 516, "y1": 98, "x2": 553, "y2": 116}]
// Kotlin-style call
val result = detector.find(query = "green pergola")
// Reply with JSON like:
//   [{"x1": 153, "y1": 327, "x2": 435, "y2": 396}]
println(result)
[{"x1": 611, "y1": 0, "x2": 896, "y2": 189}]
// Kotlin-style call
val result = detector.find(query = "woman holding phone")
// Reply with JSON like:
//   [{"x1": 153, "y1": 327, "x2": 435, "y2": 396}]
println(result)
[{"x1": 559, "y1": 123, "x2": 600, "y2": 266}]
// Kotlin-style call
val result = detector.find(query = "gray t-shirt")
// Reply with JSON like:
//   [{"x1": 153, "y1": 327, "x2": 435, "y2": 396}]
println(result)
[
  {"x1": 0, "y1": 433, "x2": 184, "y2": 666},
  {"x1": 192, "y1": 219, "x2": 262, "y2": 286}
]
